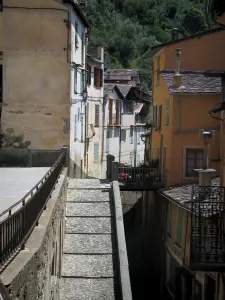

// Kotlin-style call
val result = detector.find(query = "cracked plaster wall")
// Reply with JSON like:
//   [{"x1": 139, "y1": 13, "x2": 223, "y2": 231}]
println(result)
[{"x1": 1, "y1": 0, "x2": 70, "y2": 149}]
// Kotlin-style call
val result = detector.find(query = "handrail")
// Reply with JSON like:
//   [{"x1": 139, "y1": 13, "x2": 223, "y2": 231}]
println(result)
[
  {"x1": 112, "y1": 181, "x2": 133, "y2": 300},
  {"x1": 0, "y1": 153, "x2": 65, "y2": 218},
  {"x1": 0, "y1": 153, "x2": 66, "y2": 273}
]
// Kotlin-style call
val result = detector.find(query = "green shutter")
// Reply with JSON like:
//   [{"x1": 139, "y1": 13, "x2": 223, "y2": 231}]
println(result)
[
  {"x1": 165, "y1": 96, "x2": 170, "y2": 126},
  {"x1": 176, "y1": 208, "x2": 184, "y2": 247}
]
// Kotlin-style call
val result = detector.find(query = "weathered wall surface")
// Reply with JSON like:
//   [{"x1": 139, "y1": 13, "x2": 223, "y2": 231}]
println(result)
[
  {"x1": 0, "y1": 170, "x2": 67, "y2": 300},
  {"x1": 2, "y1": 0, "x2": 70, "y2": 149}
]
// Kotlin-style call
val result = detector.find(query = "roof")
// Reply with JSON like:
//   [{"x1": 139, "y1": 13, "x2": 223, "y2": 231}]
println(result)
[
  {"x1": 104, "y1": 69, "x2": 139, "y2": 81},
  {"x1": 104, "y1": 84, "x2": 114, "y2": 97},
  {"x1": 162, "y1": 71, "x2": 222, "y2": 94},
  {"x1": 144, "y1": 27, "x2": 225, "y2": 57},
  {"x1": 115, "y1": 85, "x2": 132, "y2": 98},
  {"x1": 161, "y1": 177, "x2": 220, "y2": 214},
  {"x1": 63, "y1": 0, "x2": 89, "y2": 27}
]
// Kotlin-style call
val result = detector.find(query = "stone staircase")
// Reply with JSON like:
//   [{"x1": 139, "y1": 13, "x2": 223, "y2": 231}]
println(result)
[{"x1": 60, "y1": 179, "x2": 118, "y2": 300}]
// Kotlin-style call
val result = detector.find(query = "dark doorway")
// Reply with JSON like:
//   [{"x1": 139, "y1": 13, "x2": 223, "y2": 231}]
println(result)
[{"x1": 205, "y1": 275, "x2": 216, "y2": 300}]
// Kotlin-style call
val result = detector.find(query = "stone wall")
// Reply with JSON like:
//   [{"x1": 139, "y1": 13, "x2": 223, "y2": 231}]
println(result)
[{"x1": 0, "y1": 170, "x2": 67, "y2": 300}]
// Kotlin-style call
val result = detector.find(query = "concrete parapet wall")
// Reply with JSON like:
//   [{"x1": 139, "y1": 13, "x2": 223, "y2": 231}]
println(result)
[{"x1": 0, "y1": 169, "x2": 67, "y2": 300}]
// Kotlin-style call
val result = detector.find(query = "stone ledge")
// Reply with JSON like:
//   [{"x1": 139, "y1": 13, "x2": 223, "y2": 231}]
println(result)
[{"x1": 0, "y1": 169, "x2": 67, "y2": 287}]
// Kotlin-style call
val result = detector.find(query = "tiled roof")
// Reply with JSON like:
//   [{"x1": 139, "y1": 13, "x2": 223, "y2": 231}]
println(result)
[
  {"x1": 161, "y1": 177, "x2": 220, "y2": 212},
  {"x1": 162, "y1": 71, "x2": 222, "y2": 94},
  {"x1": 115, "y1": 85, "x2": 132, "y2": 97},
  {"x1": 104, "y1": 84, "x2": 114, "y2": 97},
  {"x1": 104, "y1": 69, "x2": 139, "y2": 81}
]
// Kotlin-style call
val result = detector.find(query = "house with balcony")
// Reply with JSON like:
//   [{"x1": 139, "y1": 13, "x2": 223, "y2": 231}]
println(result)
[{"x1": 102, "y1": 85, "x2": 151, "y2": 178}]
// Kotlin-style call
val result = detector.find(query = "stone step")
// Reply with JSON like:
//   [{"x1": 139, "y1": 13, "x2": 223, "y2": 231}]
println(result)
[
  {"x1": 68, "y1": 179, "x2": 110, "y2": 190},
  {"x1": 60, "y1": 278, "x2": 116, "y2": 300},
  {"x1": 67, "y1": 189, "x2": 110, "y2": 202},
  {"x1": 63, "y1": 234, "x2": 114, "y2": 254},
  {"x1": 66, "y1": 202, "x2": 112, "y2": 217},
  {"x1": 62, "y1": 254, "x2": 115, "y2": 277},
  {"x1": 66, "y1": 217, "x2": 113, "y2": 234}
]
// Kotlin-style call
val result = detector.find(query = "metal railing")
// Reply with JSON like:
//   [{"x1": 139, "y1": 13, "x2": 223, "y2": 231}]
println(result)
[
  {"x1": 0, "y1": 153, "x2": 66, "y2": 273},
  {"x1": 190, "y1": 185, "x2": 225, "y2": 271},
  {"x1": 117, "y1": 165, "x2": 162, "y2": 186},
  {"x1": 112, "y1": 181, "x2": 133, "y2": 300}
]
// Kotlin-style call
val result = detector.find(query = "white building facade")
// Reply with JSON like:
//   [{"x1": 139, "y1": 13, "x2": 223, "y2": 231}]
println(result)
[
  {"x1": 85, "y1": 45, "x2": 104, "y2": 178},
  {"x1": 102, "y1": 85, "x2": 150, "y2": 178},
  {"x1": 69, "y1": 3, "x2": 89, "y2": 178}
]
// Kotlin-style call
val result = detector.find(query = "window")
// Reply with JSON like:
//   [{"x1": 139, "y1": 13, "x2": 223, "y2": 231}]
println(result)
[
  {"x1": 167, "y1": 203, "x2": 172, "y2": 236},
  {"x1": 185, "y1": 148, "x2": 204, "y2": 177},
  {"x1": 130, "y1": 126, "x2": 134, "y2": 144},
  {"x1": 121, "y1": 129, "x2": 126, "y2": 142},
  {"x1": 87, "y1": 64, "x2": 91, "y2": 86},
  {"x1": 74, "y1": 67, "x2": 77, "y2": 93},
  {"x1": 176, "y1": 208, "x2": 184, "y2": 247},
  {"x1": 75, "y1": 22, "x2": 78, "y2": 49},
  {"x1": 80, "y1": 70, "x2": 85, "y2": 93},
  {"x1": 74, "y1": 115, "x2": 77, "y2": 141},
  {"x1": 156, "y1": 55, "x2": 160, "y2": 87},
  {"x1": 123, "y1": 101, "x2": 133, "y2": 114},
  {"x1": 108, "y1": 99, "x2": 113, "y2": 125},
  {"x1": 94, "y1": 143, "x2": 99, "y2": 161},
  {"x1": 95, "y1": 105, "x2": 100, "y2": 127},
  {"x1": 165, "y1": 96, "x2": 170, "y2": 126},
  {"x1": 115, "y1": 100, "x2": 120, "y2": 125},
  {"x1": 94, "y1": 67, "x2": 103, "y2": 89},
  {"x1": 78, "y1": 107, "x2": 80, "y2": 121},
  {"x1": 81, "y1": 32, "x2": 85, "y2": 65}
]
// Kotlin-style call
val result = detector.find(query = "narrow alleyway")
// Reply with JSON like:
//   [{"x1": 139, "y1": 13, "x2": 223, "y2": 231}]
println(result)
[{"x1": 60, "y1": 179, "x2": 119, "y2": 300}]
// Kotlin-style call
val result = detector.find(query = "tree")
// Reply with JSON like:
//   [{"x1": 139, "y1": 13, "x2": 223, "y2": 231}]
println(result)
[{"x1": 182, "y1": 7, "x2": 207, "y2": 35}]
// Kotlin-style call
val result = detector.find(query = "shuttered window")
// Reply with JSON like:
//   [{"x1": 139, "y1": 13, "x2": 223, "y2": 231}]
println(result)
[
  {"x1": 80, "y1": 70, "x2": 85, "y2": 93},
  {"x1": 116, "y1": 100, "x2": 120, "y2": 125},
  {"x1": 87, "y1": 64, "x2": 91, "y2": 86},
  {"x1": 81, "y1": 32, "x2": 85, "y2": 65},
  {"x1": 176, "y1": 207, "x2": 184, "y2": 247},
  {"x1": 108, "y1": 99, "x2": 113, "y2": 125},
  {"x1": 165, "y1": 96, "x2": 170, "y2": 126},
  {"x1": 95, "y1": 105, "x2": 100, "y2": 127},
  {"x1": 74, "y1": 67, "x2": 77, "y2": 93},
  {"x1": 94, "y1": 143, "x2": 99, "y2": 162},
  {"x1": 75, "y1": 23, "x2": 78, "y2": 49},
  {"x1": 94, "y1": 68, "x2": 103, "y2": 88}
]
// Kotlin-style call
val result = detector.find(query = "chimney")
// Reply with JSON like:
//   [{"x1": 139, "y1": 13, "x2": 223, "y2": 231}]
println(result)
[
  {"x1": 194, "y1": 168, "x2": 216, "y2": 200},
  {"x1": 172, "y1": 28, "x2": 179, "y2": 41},
  {"x1": 173, "y1": 48, "x2": 182, "y2": 88}
]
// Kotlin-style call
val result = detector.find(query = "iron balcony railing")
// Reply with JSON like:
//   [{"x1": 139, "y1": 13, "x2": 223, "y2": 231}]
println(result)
[
  {"x1": 190, "y1": 185, "x2": 225, "y2": 271},
  {"x1": 0, "y1": 153, "x2": 66, "y2": 273},
  {"x1": 117, "y1": 166, "x2": 162, "y2": 186}
]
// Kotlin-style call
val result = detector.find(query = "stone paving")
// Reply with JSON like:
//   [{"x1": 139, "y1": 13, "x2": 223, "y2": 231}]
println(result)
[{"x1": 60, "y1": 179, "x2": 117, "y2": 300}]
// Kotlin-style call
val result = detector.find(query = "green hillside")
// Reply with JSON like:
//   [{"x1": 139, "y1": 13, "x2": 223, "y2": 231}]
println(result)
[{"x1": 87, "y1": 0, "x2": 212, "y2": 90}]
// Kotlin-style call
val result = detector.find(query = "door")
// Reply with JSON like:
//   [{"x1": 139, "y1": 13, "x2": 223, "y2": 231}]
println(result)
[{"x1": 205, "y1": 275, "x2": 216, "y2": 300}]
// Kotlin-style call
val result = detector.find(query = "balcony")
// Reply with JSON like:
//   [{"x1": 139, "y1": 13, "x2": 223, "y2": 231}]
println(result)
[
  {"x1": 116, "y1": 165, "x2": 164, "y2": 191},
  {"x1": 190, "y1": 185, "x2": 225, "y2": 271},
  {"x1": 87, "y1": 44, "x2": 102, "y2": 61}
]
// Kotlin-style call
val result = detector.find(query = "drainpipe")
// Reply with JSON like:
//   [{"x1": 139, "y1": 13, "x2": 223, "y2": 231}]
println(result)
[
  {"x1": 119, "y1": 101, "x2": 122, "y2": 164},
  {"x1": 134, "y1": 113, "x2": 137, "y2": 167},
  {"x1": 101, "y1": 97, "x2": 106, "y2": 175}
]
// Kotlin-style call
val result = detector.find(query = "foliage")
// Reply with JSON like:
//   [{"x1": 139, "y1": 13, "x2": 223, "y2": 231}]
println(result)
[{"x1": 87, "y1": 0, "x2": 211, "y2": 91}]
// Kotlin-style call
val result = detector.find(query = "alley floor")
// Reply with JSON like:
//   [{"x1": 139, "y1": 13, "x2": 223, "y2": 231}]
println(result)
[{"x1": 60, "y1": 179, "x2": 119, "y2": 300}]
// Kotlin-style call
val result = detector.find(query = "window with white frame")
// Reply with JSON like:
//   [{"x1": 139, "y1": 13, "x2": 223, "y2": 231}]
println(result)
[{"x1": 185, "y1": 148, "x2": 204, "y2": 177}]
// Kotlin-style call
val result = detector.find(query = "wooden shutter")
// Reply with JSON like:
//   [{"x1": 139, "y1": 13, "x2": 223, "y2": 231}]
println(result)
[
  {"x1": 165, "y1": 96, "x2": 170, "y2": 126},
  {"x1": 100, "y1": 69, "x2": 103, "y2": 87},
  {"x1": 156, "y1": 105, "x2": 162, "y2": 130},
  {"x1": 94, "y1": 67, "x2": 100, "y2": 88},
  {"x1": 87, "y1": 64, "x2": 91, "y2": 86},
  {"x1": 108, "y1": 99, "x2": 113, "y2": 125},
  {"x1": 95, "y1": 105, "x2": 100, "y2": 127},
  {"x1": 116, "y1": 100, "x2": 120, "y2": 125},
  {"x1": 153, "y1": 105, "x2": 157, "y2": 128}
]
